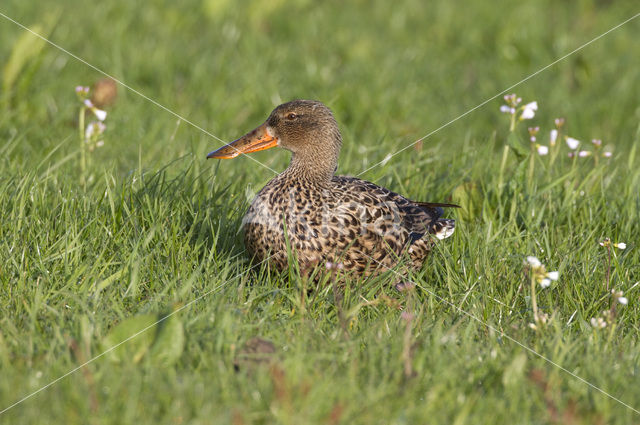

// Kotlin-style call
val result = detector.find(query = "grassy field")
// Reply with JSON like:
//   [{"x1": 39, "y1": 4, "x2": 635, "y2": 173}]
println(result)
[{"x1": 1, "y1": 0, "x2": 640, "y2": 423}]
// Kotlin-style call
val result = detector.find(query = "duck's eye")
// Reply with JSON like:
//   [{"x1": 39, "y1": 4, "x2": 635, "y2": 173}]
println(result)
[{"x1": 285, "y1": 113, "x2": 298, "y2": 120}]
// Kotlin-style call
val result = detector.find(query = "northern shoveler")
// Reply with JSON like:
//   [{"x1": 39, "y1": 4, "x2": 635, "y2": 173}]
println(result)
[{"x1": 207, "y1": 100, "x2": 457, "y2": 276}]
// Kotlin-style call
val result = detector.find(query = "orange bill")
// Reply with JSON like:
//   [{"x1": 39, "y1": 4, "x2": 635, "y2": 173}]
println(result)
[{"x1": 207, "y1": 123, "x2": 278, "y2": 159}]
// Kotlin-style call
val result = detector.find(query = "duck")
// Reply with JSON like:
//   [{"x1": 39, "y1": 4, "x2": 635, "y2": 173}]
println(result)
[{"x1": 207, "y1": 100, "x2": 457, "y2": 276}]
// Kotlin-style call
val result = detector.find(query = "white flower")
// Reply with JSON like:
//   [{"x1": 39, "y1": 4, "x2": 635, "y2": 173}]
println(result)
[
  {"x1": 526, "y1": 256, "x2": 541, "y2": 267},
  {"x1": 549, "y1": 129, "x2": 558, "y2": 146},
  {"x1": 520, "y1": 101, "x2": 538, "y2": 120},
  {"x1": 578, "y1": 150, "x2": 591, "y2": 158},
  {"x1": 539, "y1": 270, "x2": 558, "y2": 288},
  {"x1": 526, "y1": 256, "x2": 559, "y2": 288},
  {"x1": 85, "y1": 121, "x2": 106, "y2": 140},
  {"x1": 590, "y1": 317, "x2": 606, "y2": 329},
  {"x1": 611, "y1": 290, "x2": 627, "y2": 305},
  {"x1": 614, "y1": 242, "x2": 626, "y2": 250},
  {"x1": 566, "y1": 137, "x2": 580, "y2": 150},
  {"x1": 93, "y1": 109, "x2": 107, "y2": 121},
  {"x1": 603, "y1": 151, "x2": 612, "y2": 158},
  {"x1": 536, "y1": 145, "x2": 549, "y2": 156},
  {"x1": 500, "y1": 105, "x2": 514, "y2": 114},
  {"x1": 83, "y1": 99, "x2": 107, "y2": 121}
]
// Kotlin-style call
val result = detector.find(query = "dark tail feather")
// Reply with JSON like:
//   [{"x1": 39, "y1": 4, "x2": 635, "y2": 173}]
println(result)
[{"x1": 415, "y1": 202, "x2": 460, "y2": 209}]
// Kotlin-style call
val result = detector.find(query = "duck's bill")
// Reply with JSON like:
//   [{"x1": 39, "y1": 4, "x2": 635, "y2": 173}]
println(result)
[{"x1": 207, "y1": 124, "x2": 278, "y2": 159}]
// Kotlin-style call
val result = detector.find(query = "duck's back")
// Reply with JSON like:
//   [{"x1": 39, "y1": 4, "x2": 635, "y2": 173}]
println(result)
[{"x1": 242, "y1": 173, "x2": 455, "y2": 275}]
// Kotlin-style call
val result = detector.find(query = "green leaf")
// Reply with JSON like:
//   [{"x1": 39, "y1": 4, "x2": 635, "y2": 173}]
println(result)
[
  {"x1": 506, "y1": 132, "x2": 528, "y2": 159},
  {"x1": 502, "y1": 352, "x2": 527, "y2": 388},
  {"x1": 2, "y1": 12, "x2": 59, "y2": 93},
  {"x1": 149, "y1": 310, "x2": 184, "y2": 367},
  {"x1": 95, "y1": 268, "x2": 126, "y2": 293},
  {"x1": 102, "y1": 314, "x2": 157, "y2": 364}
]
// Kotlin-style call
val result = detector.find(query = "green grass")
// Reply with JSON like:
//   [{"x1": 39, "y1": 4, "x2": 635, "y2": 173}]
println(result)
[{"x1": 1, "y1": 0, "x2": 640, "y2": 423}]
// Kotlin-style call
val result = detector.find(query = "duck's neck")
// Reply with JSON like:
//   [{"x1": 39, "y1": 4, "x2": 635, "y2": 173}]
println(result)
[{"x1": 284, "y1": 134, "x2": 341, "y2": 184}]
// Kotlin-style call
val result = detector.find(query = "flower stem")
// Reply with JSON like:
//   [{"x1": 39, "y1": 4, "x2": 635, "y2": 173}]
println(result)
[
  {"x1": 530, "y1": 273, "x2": 539, "y2": 324},
  {"x1": 528, "y1": 146, "x2": 535, "y2": 186},
  {"x1": 509, "y1": 114, "x2": 516, "y2": 132},
  {"x1": 78, "y1": 107, "x2": 86, "y2": 186},
  {"x1": 605, "y1": 245, "x2": 611, "y2": 291},
  {"x1": 549, "y1": 130, "x2": 560, "y2": 168},
  {"x1": 497, "y1": 145, "x2": 509, "y2": 194}
]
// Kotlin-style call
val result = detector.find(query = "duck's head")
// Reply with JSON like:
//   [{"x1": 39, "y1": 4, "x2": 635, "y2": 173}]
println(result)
[{"x1": 207, "y1": 100, "x2": 342, "y2": 177}]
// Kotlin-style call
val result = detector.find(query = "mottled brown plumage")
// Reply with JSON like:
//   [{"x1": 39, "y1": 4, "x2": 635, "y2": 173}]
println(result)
[{"x1": 207, "y1": 100, "x2": 456, "y2": 276}]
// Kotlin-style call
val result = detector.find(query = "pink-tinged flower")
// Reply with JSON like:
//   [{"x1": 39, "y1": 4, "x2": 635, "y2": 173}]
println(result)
[
  {"x1": 395, "y1": 281, "x2": 416, "y2": 292},
  {"x1": 503, "y1": 94, "x2": 521, "y2": 106},
  {"x1": 83, "y1": 99, "x2": 107, "y2": 121},
  {"x1": 554, "y1": 118, "x2": 565, "y2": 128},
  {"x1": 565, "y1": 137, "x2": 580, "y2": 150},
  {"x1": 500, "y1": 105, "x2": 515, "y2": 114},
  {"x1": 592, "y1": 139, "x2": 602, "y2": 147},
  {"x1": 528, "y1": 312, "x2": 549, "y2": 330},
  {"x1": 519, "y1": 101, "x2": 538, "y2": 120},
  {"x1": 401, "y1": 311, "x2": 415, "y2": 321},
  {"x1": 85, "y1": 121, "x2": 106, "y2": 140},
  {"x1": 75, "y1": 86, "x2": 90, "y2": 97},
  {"x1": 578, "y1": 150, "x2": 591, "y2": 158},
  {"x1": 325, "y1": 261, "x2": 344, "y2": 270},
  {"x1": 536, "y1": 145, "x2": 549, "y2": 155},
  {"x1": 549, "y1": 129, "x2": 558, "y2": 146},
  {"x1": 603, "y1": 151, "x2": 613, "y2": 158}
]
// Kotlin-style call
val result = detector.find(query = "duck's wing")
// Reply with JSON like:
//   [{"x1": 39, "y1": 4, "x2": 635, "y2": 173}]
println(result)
[{"x1": 331, "y1": 176, "x2": 457, "y2": 240}]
